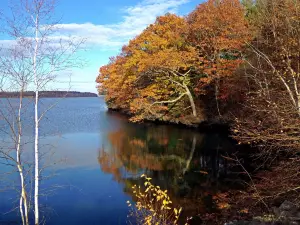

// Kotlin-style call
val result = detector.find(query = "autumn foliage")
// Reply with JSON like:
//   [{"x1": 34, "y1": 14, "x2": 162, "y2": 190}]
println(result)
[
  {"x1": 96, "y1": 0, "x2": 249, "y2": 124},
  {"x1": 96, "y1": 0, "x2": 300, "y2": 152},
  {"x1": 97, "y1": 0, "x2": 300, "y2": 220},
  {"x1": 232, "y1": 0, "x2": 300, "y2": 151},
  {"x1": 187, "y1": 0, "x2": 251, "y2": 92}
]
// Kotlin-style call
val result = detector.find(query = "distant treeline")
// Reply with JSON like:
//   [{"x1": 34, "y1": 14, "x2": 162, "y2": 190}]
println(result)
[{"x1": 0, "y1": 91, "x2": 98, "y2": 98}]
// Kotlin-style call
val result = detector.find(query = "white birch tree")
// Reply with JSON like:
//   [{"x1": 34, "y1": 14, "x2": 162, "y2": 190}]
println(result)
[
  {"x1": 1, "y1": 0, "x2": 84, "y2": 224},
  {"x1": 0, "y1": 42, "x2": 32, "y2": 225}
]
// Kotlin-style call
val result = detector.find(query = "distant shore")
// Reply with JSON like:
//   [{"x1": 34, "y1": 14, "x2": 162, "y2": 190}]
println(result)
[{"x1": 0, "y1": 91, "x2": 98, "y2": 98}]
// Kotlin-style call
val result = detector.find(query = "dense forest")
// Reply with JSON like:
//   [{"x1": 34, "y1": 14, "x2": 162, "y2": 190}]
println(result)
[
  {"x1": 0, "y1": 91, "x2": 98, "y2": 98},
  {"x1": 96, "y1": 0, "x2": 300, "y2": 222}
]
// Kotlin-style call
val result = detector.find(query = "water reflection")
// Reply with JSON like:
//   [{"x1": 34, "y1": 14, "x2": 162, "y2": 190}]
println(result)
[
  {"x1": 99, "y1": 123, "x2": 239, "y2": 217},
  {"x1": 0, "y1": 97, "x2": 244, "y2": 224}
]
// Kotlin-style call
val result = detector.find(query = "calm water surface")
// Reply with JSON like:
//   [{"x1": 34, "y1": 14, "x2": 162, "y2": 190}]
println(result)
[{"x1": 0, "y1": 97, "x2": 242, "y2": 225}]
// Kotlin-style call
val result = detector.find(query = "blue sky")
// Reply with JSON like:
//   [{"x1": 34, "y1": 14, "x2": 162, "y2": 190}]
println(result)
[{"x1": 0, "y1": 0, "x2": 202, "y2": 93}]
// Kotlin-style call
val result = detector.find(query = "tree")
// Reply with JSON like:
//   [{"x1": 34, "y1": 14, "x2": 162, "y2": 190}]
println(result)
[
  {"x1": 233, "y1": 0, "x2": 300, "y2": 150},
  {"x1": 0, "y1": 40, "x2": 32, "y2": 225},
  {"x1": 126, "y1": 14, "x2": 199, "y2": 120},
  {"x1": 242, "y1": 0, "x2": 258, "y2": 21},
  {"x1": 187, "y1": 0, "x2": 250, "y2": 115},
  {"x1": 231, "y1": 0, "x2": 300, "y2": 206},
  {"x1": 97, "y1": 1, "x2": 251, "y2": 123},
  {"x1": 97, "y1": 55, "x2": 136, "y2": 111},
  {"x1": 1, "y1": 0, "x2": 84, "y2": 224},
  {"x1": 97, "y1": 14, "x2": 200, "y2": 123}
]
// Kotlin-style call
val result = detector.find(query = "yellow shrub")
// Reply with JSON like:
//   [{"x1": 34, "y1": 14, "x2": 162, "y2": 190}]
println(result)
[{"x1": 127, "y1": 174, "x2": 183, "y2": 225}]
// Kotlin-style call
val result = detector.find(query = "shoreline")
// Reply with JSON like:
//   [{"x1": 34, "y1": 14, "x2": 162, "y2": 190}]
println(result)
[{"x1": 107, "y1": 107, "x2": 230, "y2": 133}]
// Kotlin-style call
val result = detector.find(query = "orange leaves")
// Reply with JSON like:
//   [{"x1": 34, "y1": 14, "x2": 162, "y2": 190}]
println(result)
[
  {"x1": 120, "y1": 14, "x2": 198, "y2": 119},
  {"x1": 187, "y1": 0, "x2": 251, "y2": 92},
  {"x1": 127, "y1": 13, "x2": 196, "y2": 73},
  {"x1": 96, "y1": 0, "x2": 253, "y2": 118},
  {"x1": 96, "y1": 54, "x2": 137, "y2": 109},
  {"x1": 188, "y1": 0, "x2": 250, "y2": 50},
  {"x1": 213, "y1": 192, "x2": 231, "y2": 210}
]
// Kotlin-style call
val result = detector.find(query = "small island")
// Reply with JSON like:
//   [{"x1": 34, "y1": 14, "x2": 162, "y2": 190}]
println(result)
[{"x1": 0, "y1": 91, "x2": 98, "y2": 98}]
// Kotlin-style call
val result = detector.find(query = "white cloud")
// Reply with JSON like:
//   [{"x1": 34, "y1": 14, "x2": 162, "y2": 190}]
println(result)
[
  {"x1": 0, "y1": 0, "x2": 191, "y2": 92},
  {"x1": 54, "y1": 0, "x2": 190, "y2": 50},
  {"x1": 0, "y1": 0, "x2": 190, "y2": 51},
  {"x1": 0, "y1": 0, "x2": 190, "y2": 50}
]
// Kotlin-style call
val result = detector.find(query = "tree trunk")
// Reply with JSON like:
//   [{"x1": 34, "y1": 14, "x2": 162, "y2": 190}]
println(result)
[
  {"x1": 278, "y1": 75, "x2": 298, "y2": 115},
  {"x1": 16, "y1": 91, "x2": 29, "y2": 225},
  {"x1": 34, "y1": 89, "x2": 39, "y2": 225},
  {"x1": 215, "y1": 79, "x2": 221, "y2": 116},
  {"x1": 34, "y1": 15, "x2": 39, "y2": 225},
  {"x1": 183, "y1": 83, "x2": 197, "y2": 117}
]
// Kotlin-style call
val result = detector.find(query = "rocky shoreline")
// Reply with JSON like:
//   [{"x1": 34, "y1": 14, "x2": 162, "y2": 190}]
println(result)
[{"x1": 226, "y1": 201, "x2": 300, "y2": 225}]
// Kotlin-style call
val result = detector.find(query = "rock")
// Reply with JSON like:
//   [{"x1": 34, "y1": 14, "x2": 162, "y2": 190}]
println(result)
[
  {"x1": 275, "y1": 201, "x2": 300, "y2": 224},
  {"x1": 226, "y1": 201, "x2": 300, "y2": 225},
  {"x1": 278, "y1": 201, "x2": 298, "y2": 214}
]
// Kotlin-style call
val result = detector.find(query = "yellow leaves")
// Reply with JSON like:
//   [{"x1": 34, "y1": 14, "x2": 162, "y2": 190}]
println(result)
[
  {"x1": 127, "y1": 175, "x2": 183, "y2": 224},
  {"x1": 156, "y1": 195, "x2": 161, "y2": 201},
  {"x1": 174, "y1": 208, "x2": 178, "y2": 215}
]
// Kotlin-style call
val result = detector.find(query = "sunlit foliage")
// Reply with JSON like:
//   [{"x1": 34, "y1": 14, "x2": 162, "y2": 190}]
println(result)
[
  {"x1": 127, "y1": 175, "x2": 184, "y2": 225},
  {"x1": 96, "y1": 0, "x2": 250, "y2": 124}
]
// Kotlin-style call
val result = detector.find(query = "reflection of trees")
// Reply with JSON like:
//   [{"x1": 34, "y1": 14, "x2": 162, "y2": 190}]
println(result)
[
  {"x1": 98, "y1": 127, "x2": 192, "y2": 181},
  {"x1": 183, "y1": 135, "x2": 197, "y2": 175},
  {"x1": 98, "y1": 124, "x2": 239, "y2": 216}
]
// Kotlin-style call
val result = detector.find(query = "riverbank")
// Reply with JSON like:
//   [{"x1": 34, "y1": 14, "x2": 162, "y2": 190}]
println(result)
[{"x1": 107, "y1": 107, "x2": 229, "y2": 131}]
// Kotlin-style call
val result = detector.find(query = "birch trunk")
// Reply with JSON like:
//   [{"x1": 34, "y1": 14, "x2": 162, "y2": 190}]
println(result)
[
  {"x1": 33, "y1": 15, "x2": 39, "y2": 225},
  {"x1": 34, "y1": 89, "x2": 39, "y2": 225},
  {"x1": 16, "y1": 91, "x2": 29, "y2": 225},
  {"x1": 183, "y1": 83, "x2": 197, "y2": 117}
]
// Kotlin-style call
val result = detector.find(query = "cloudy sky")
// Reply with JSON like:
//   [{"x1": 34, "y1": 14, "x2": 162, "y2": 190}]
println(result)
[{"x1": 0, "y1": 0, "x2": 202, "y2": 93}]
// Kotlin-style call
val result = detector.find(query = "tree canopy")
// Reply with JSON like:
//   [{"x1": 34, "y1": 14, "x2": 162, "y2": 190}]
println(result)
[{"x1": 96, "y1": 0, "x2": 250, "y2": 124}]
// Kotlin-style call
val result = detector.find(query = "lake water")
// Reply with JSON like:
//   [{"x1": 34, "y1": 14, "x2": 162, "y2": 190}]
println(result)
[{"x1": 0, "y1": 97, "x2": 244, "y2": 225}]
